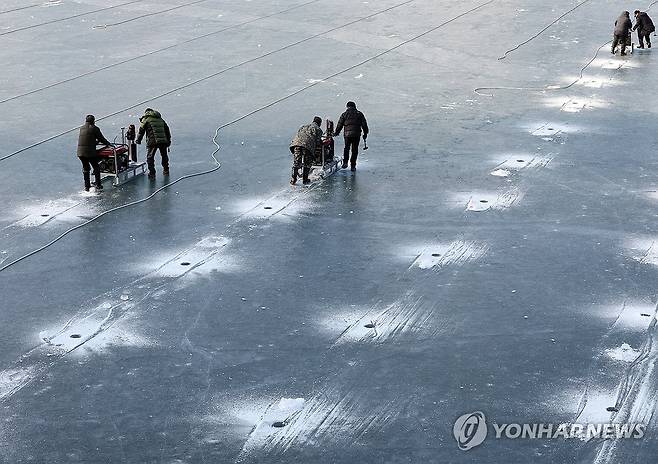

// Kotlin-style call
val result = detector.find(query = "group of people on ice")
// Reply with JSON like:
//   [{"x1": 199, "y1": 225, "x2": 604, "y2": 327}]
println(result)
[
  {"x1": 289, "y1": 101, "x2": 369, "y2": 185},
  {"x1": 612, "y1": 10, "x2": 655, "y2": 55},
  {"x1": 76, "y1": 109, "x2": 171, "y2": 191}
]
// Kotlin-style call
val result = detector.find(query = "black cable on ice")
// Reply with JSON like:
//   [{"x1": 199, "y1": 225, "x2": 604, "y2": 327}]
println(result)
[
  {"x1": 0, "y1": 0, "x2": 416, "y2": 163},
  {"x1": 498, "y1": 0, "x2": 593, "y2": 60},
  {"x1": 0, "y1": 3, "x2": 41, "y2": 15},
  {"x1": 93, "y1": 0, "x2": 210, "y2": 28},
  {"x1": 0, "y1": 0, "x2": 143, "y2": 37},
  {"x1": 0, "y1": 0, "x2": 320, "y2": 105},
  {"x1": 0, "y1": 0, "x2": 496, "y2": 273}
]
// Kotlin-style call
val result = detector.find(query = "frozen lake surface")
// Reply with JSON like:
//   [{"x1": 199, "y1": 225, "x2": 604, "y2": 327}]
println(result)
[{"x1": 1, "y1": 0, "x2": 658, "y2": 462}]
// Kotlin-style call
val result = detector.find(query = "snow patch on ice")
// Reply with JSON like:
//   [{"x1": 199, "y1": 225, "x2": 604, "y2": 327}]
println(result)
[
  {"x1": 232, "y1": 194, "x2": 316, "y2": 221},
  {"x1": 143, "y1": 236, "x2": 232, "y2": 278},
  {"x1": 452, "y1": 188, "x2": 524, "y2": 212},
  {"x1": 237, "y1": 397, "x2": 306, "y2": 454},
  {"x1": 8, "y1": 197, "x2": 95, "y2": 228},
  {"x1": 624, "y1": 237, "x2": 658, "y2": 267},
  {"x1": 490, "y1": 169, "x2": 511, "y2": 177},
  {"x1": 606, "y1": 343, "x2": 640, "y2": 362}
]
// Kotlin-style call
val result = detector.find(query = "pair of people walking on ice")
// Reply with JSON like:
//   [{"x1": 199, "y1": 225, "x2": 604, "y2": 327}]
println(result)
[
  {"x1": 612, "y1": 10, "x2": 655, "y2": 55},
  {"x1": 289, "y1": 101, "x2": 369, "y2": 185}
]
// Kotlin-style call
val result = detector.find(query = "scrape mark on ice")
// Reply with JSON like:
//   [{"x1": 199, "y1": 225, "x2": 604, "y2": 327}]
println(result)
[
  {"x1": 238, "y1": 397, "x2": 306, "y2": 455},
  {"x1": 606, "y1": 343, "x2": 641, "y2": 362},
  {"x1": 493, "y1": 155, "x2": 553, "y2": 172},
  {"x1": 232, "y1": 195, "x2": 316, "y2": 221},
  {"x1": 407, "y1": 241, "x2": 489, "y2": 270},
  {"x1": 461, "y1": 188, "x2": 524, "y2": 212},
  {"x1": 145, "y1": 236, "x2": 232, "y2": 277},
  {"x1": 544, "y1": 96, "x2": 608, "y2": 113},
  {"x1": 0, "y1": 366, "x2": 36, "y2": 400},
  {"x1": 624, "y1": 237, "x2": 658, "y2": 267},
  {"x1": 40, "y1": 304, "x2": 116, "y2": 353},
  {"x1": 238, "y1": 386, "x2": 399, "y2": 459}
]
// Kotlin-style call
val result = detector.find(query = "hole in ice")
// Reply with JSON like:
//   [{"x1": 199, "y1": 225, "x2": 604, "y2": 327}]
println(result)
[
  {"x1": 70, "y1": 334, "x2": 81, "y2": 339},
  {"x1": 516, "y1": 159, "x2": 525, "y2": 163},
  {"x1": 480, "y1": 200, "x2": 489, "y2": 204},
  {"x1": 641, "y1": 313, "x2": 651, "y2": 317},
  {"x1": 272, "y1": 421, "x2": 286, "y2": 428},
  {"x1": 606, "y1": 406, "x2": 619, "y2": 413},
  {"x1": 547, "y1": 128, "x2": 554, "y2": 131},
  {"x1": 264, "y1": 206, "x2": 273, "y2": 210},
  {"x1": 180, "y1": 262, "x2": 191, "y2": 266},
  {"x1": 431, "y1": 253, "x2": 441, "y2": 257},
  {"x1": 41, "y1": 214, "x2": 50, "y2": 217},
  {"x1": 364, "y1": 323, "x2": 376, "y2": 329}
]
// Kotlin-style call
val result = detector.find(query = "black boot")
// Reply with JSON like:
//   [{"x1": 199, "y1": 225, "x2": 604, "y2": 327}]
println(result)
[
  {"x1": 302, "y1": 167, "x2": 311, "y2": 184},
  {"x1": 94, "y1": 171, "x2": 103, "y2": 190},
  {"x1": 83, "y1": 171, "x2": 91, "y2": 191},
  {"x1": 342, "y1": 159, "x2": 348, "y2": 169},
  {"x1": 290, "y1": 167, "x2": 298, "y2": 185}
]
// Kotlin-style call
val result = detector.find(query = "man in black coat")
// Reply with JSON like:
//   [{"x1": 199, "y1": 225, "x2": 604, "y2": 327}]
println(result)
[
  {"x1": 633, "y1": 10, "x2": 655, "y2": 48},
  {"x1": 77, "y1": 114, "x2": 110, "y2": 191},
  {"x1": 612, "y1": 11, "x2": 633, "y2": 56},
  {"x1": 334, "y1": 101, "x2": 369, "y2": 171}
]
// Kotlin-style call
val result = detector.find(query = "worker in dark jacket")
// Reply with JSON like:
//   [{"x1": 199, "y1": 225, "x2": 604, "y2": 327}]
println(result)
[
  {"x1": 334, "y1": 101, "x2": 369, "y2": 171},
  {"x1": 77, "y1": 114, "x2": 110, "y2": 191},
  {"x1": 612, "y1": 11, "x2": 633, "y2": 55},
  {"x1": 289, "y1": 116, "x2": 323, "y2": 185},
  {"x1": 136, "y1": 108, "x2": 171, "y2": 179},
  {"x1": 633, "y1": 10, "x2": 655, "y2": 48}
]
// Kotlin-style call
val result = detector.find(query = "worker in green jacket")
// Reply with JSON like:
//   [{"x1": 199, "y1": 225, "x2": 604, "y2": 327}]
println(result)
[{"x1": 136, "y1": 108, "x2": 171, "y2": 179}]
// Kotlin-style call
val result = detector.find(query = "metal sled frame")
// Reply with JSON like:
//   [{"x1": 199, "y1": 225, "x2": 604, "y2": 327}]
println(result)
[
  {"x1": 99, "y1": 128, "x2": 146, "y2": 186},
  {"x1": 309, "y1": 119, "x2": 340, "y2": 182}
]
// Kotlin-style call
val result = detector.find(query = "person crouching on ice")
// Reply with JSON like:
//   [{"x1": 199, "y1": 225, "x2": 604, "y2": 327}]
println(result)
[
  {"x1": 289, "y1": 116, "x2": 323, "y2": 185},
  {"x1": 77, "y1": 114, "x2": 110, "y2": 191}
]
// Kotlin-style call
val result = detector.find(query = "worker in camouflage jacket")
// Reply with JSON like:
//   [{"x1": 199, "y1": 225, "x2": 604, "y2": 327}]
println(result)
[
  {"x1": 136, "y1": 108, "x2": 171, "y2": 179},
  {"x1": 289, "y1": 116, "x2": 323, "y2": 185}
]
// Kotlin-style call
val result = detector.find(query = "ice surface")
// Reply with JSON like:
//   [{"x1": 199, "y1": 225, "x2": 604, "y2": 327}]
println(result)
[{"x1": 2, "y1": 0, "x2": 658, "y2": 463}]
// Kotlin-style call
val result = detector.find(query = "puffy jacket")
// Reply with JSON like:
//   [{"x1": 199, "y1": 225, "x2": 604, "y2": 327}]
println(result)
[
  {"x1": 77, "y1": 123, "x2": 110, "y2": 158},
  {"x1": 136, "y1": 109, "x2": 171, "y2": 147},
  {"x1": 334, "y1": 107, "x2": 369, "y2": 138},
  {"x1": 634, "y1": 12, "x2": 655, "y2": 34},
  {"x1": 614, "y1": 12, "x2": 633, "y2": 36},
  {"x1": 290, "y1": 122, "x2": 323, "y2": 154}
]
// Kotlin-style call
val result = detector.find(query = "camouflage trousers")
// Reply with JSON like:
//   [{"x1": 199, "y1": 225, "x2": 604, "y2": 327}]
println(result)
[{"x1": 292, "y1": 146, "x2": 314, "y2": 169}]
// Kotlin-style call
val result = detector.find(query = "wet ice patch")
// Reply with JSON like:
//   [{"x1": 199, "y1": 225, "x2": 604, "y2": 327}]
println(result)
[{"x1": 606, "y1": 343, "x2": 641, "y2": 363}]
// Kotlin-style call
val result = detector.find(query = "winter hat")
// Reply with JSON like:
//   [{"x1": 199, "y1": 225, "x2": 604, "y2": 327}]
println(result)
[
  {"x1": 313, "y1": 116, "x2": 322, "y2": 126},
  {"x1": 346, "y1": 101, "x2": 356, "y2": 109},
  {"x1": 85, "y1": 115, "x2": 95, "y2": 123}
]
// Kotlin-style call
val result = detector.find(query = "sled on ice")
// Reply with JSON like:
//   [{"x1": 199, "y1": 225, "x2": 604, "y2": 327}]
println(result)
[
  {"x1": 307, "y1": 119, "x2": 340, "y2": 183},
  {"x1": 97, "y1": 126, "x2": 146, "y2": 186}
]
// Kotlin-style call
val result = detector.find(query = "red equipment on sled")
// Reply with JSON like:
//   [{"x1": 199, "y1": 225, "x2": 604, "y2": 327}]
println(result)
[
  {"x1": 309, "y1": 119, "x2": 340, "y2": 181},
  {"x1": 97, "y1": 126, "x2": 146, "y2": 186}
]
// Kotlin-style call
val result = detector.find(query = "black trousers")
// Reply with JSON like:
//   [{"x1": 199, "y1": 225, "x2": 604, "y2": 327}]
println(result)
[
  {"x1": 638, "y1": 30, "x2": 652, "y2": 47},
  {"x1": 612, "y1": 33, "x2": 629, "y2": 54},
  {"x1": 79, "y1": 156, "x2": 100, "y2": 175},
  {"x1": 343, "y1": 136, "x2": 360, "y2": 166},
  {"x1": 147, "y1": 144, "x2": 169, "y2": 174}
]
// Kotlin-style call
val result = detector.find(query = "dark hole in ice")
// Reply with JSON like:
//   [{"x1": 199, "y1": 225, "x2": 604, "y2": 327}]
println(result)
[
  {"x1": 641, "y1": 313, "x2": 651, "y2": 317},
  {"x1": 181, "y1": 262, "x2": 191, "y2": 266},
  {"x1": 480, "y1": 200, "x2": 489, "y2": 203},
  {"x1": 70, "y1": 334, "x2": 81, "y2": 339},
  {"x1": 547, "y1": 128, "x2": 554, "y2": 131},
  {"x1": 272, "y1": 421, "x2": 286, "y2": 428},
  {"x1": 516, "y1": 159, "x2": 525, "y2": 163},
  {"x1": 431, "y1": 253, "x2": 441, "y2": 257},
  {"x1": 364, "y1": 323, "x2": 376, "y2": 329},
  {"x1": 264, "y1": 206, "x2": 273, "y2": 210},
  {"x1": 41, "y1": 214, "x2": 50, "y2": 217},
  {"x1": 606, "y1": 406, "x2": 619, "y2": 413}
]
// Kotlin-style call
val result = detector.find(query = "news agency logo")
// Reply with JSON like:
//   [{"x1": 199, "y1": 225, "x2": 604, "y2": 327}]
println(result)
[
  {"x1": 453, "y1": 412, "x2": 488, "y2": 451},
  {"x1": 453, "y1": 412, "x2": 646, "y2": 451}
]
